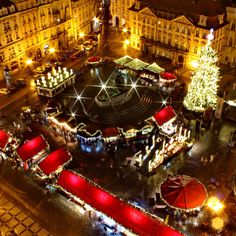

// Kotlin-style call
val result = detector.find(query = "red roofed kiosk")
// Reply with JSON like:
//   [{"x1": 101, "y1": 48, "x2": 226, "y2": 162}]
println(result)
[
  {"x1": 38, "y1": 148, "x2": 72, "y2": 177},
  {"x1": 153, "y1": 106, "x2": 177, "y2": 136},
  {"x1": 57, "y1": 170, "x2": 183, "y2": 236},
  {"x1": 0, "y1": 130, "x2": 10, "y2": 150},
  {"x1": 16, "y1": 135, "x2": 48, "y2": 164},
  {"x1": 102, "y1": 127, "x2": 121, "y2": 144}
]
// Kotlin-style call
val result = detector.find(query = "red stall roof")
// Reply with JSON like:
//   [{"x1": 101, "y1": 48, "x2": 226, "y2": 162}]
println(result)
[
  {"x1": 57, "y1": 170, "x2": 182, "y2": 236},
  {"x1": 153, "y1": 106, "x2": 176, "y2": 126},
  {"x1": 38, "y1": 148, "x2": 72, "y2": 176},
  {"x1": 0, "y1": 130, "x2": 9, "y2": 150},
  {"x1": 102, "y1": 127, "x2": 120, "y2": 138},
  {"x1": 17, "y1": 135, "x2": 48, "y2": 161}
]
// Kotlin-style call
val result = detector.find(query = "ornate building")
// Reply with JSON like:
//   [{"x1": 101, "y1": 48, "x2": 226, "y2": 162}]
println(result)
[
  {"x1": 222, "y1": 3, "x2": 236, "y2": 66},
  {"x1": 111, "y1": 0, "x2": 231, "y2": 68},
  {"x1": 0, "y1": 0, "x2": 99, "y2": 79}
]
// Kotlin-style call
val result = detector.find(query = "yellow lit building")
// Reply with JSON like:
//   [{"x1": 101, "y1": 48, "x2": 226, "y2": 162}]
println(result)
[
  {"x1": 110, "y1": 0, "x2": 228, "y2": 68},
  {"x1": 0, "y1": 0, "x2": 99, "y2": 79},
  {"x1": 222, "y1": 4, "x2": 236, "y2": 67}
]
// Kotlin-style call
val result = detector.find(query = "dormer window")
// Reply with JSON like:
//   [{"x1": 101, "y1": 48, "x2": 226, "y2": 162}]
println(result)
[{"x1": 198, "y1": 15, "x2": 207, "y2": 26}]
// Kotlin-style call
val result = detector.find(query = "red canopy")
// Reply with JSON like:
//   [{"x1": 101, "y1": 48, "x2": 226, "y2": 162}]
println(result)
[
  {"x1": 160, "y1": 72, "x2": 177, "y2": 81},
  {"x1": 160, "y1": 175, "x2": 207, "y2": 210},
  {"x1": 102, "y1": 127, "x2": 120, "y2": 138},
  {"x1": 88, "y1": 56, "x2": 101, "y2": 62},
  {"x1": 17, "y1": 135, "x2": 48, "y2": 161},
  {"x1": 0, "y1": 130, "x2": 9, "y2": 150},
  {"x1": 57, "y1": 170, "x2": 182, "y2": 236},
  {"x1": 153, "y1": 106, "x2": 176, "y2": 126},
  {"x1": 38, "y1": 148, "x2": 71, "y2": 176}
]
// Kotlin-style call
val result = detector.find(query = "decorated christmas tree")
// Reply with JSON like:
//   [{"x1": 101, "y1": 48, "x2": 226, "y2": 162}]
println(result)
[{"x1": 183, "y1": 29, "x2": 220, "y2": 112}]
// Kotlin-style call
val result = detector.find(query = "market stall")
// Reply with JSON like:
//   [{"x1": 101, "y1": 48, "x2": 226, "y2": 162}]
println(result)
[
  {"x1": 77, "y1": 125, "x2": 103, "y2": 153},
  {"x1": 125, "y1": 58, "x2": 149, "y2": 71},
  {"x1": 37, "y1": 148, "x2": 72, "y2": 177},
  {"x1": 153, "y1": 106, "x2": 177, "y2": 136},
  {"x1": 35, "y1": 67, "x2": 76, "y2": 98},
  {"x1": 0, "y1": 130, "x2": 10, "y2": 151},
  {"x1": 102, "y1": 127, "x2": 121, "y2": 144},
  {"x1": 16, "y1": 135, "x2": 49, "y2": 168},
  {"x1": 160, "y1": 175, "x2": 208, "y2": 211},
  {"x1": 57, "y1": 170, "x2": 183, "y2": 236},
  {"x1": 86, "y1": 56, "x2": 103, "y2": 65},
  {"x1": 114, "y1": 55, "x2": 133, "y2": 66}
]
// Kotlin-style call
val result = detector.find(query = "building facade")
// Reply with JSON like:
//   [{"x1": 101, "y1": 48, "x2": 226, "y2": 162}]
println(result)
[
  {"x1": 110, "y1": 0, "x2": 232, "y2": 68},
  {"x1": 0, "y1": 0, "x2": 100, "y2": 79}
]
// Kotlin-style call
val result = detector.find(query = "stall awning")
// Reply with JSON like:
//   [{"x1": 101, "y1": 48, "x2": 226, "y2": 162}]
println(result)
[
  {"x1": 38, "y1": 148, "x2": 72, "y2": 176},
  {"x1": 153, "y1": 106, "x2": 176, "y2": 126},
  {"x1": 0, "y1": 130, "x2": 9, "y2": 150},
  {"x1": 145, "y1": 62, "x2": 164, "y2": 74},
  {"x1": 17, "y1": 135, "x2": 48, "y2": 161},
  {"x1": 125, "y1": 58, "x2": 149, "y2": 71},
  {"x1": 57, "y1": 170, "x2": 182, "y2": 236},
  {"x1": 102, "y1": 127, "x2": 120, "y2": 138},
  {"x1": 114, "y1": 55, "x2": 133, "y2": 66}
]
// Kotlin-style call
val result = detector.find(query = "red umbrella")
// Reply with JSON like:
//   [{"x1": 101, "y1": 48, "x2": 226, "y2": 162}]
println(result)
[{"x1": 160, "y1": 175, "x2": 207, "y2": 211}]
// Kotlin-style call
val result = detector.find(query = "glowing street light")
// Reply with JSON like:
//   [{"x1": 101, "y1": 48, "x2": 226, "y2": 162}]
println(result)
[
  {"x1": 79, "y1": 32, "x2": 85, "y2": 38},
  {"x1": 26, "y1": 59, "x2": 33, "y2": 65},
  {"x1": 191, "y1": 60, "x2": 198, "y2": 68},
  {"x1": 93, "y1": 17, "x2": 99, "y2": 24},
  {"x1": 207, "y1": 197, "x2": 224, "y2": 213},
  {"x1": 101, "y1": 83, "x2": 106, "y2": 90},
  {"x1": 122, "y1": 27, "x2": 128, "y2": 33},
  {"x1": 212, "y1": 217, "x2": 224, "y2": 230},
  {"x1": 131, "y1": 82, "x2": 137, "y2": 89},
  {"x1": 49, "y1": 47, "x2": 55, "y2": 53},
  {"x1": 124, "y1": 39, "x2": 130, "y2": 45}
]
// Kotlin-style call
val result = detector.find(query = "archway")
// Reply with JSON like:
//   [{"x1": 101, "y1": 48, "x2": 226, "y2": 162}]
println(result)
[
  {"x1": 178, "y1": 55, "x2": 184, "y2": 67},
  {"x1": 114, "y1": 16, "x2": 119, "y2": 28},
  {"x1": 36, "y1": 48, "x2": 42, "y2": 60}
]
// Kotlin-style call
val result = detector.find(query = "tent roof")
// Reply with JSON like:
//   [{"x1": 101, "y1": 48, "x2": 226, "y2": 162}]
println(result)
[
  {"x1": 102, "y1": 127, "x2": 120, "y2": 138},
  {"x1": 125, "y1": 58, "x2": 149, "y2": 71},
  {"x1": 38, "y1": 148, "x2": 72, "y2": 176},
  {"x1": 16, "y1": 135, "x2": 48, "y2": 161},
  {"x1": 57, "y1": 170, "x2": 182, "y2": 236},
  {"x1": 153, "y1": 106, "x2": 176, "y2": 126},
  {"x1": 0, "y1": 130, "x2": 9, "y2": 150},
  {"x1": 145, "y1": 63, "x2": 165, "y2": 74},
  {"x1": 114, "y1": 55, "x2": 133, "y2": 65}
]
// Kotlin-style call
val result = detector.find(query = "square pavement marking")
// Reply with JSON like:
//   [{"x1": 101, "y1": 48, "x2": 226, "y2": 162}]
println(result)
[
  {"x1": 19, "y1": 229, "x2": 34, "y2": 236},
  {"x1": 0, "y1": 225, "x2": 9, "y2": 234},
  {"x1": 14, "y1": 223, "x2": 26, "y2": 234},
  {"x1": 0, "y1": 209, "x2": 6, "y2": 217},
  {"x1": 16, "y1": 212, "x2": 28, "y2": 221},
  {"x1": 30, "y1": 223, "x2": 41, "y2": 233},
  {"x1": 37, "y1": 229, "x2": 50, "y2": 236},
  {"x1": 22, "y1": 217, "x2": 34, "y2": 227},
  {"x1": 6, "y1": 218, "x2": 19, "y2": 228},
  {"x1": 0, "y1": 196, "x2": 8, "y2": 206},
  {"x1": 3, "y1": 201, "x2": 14, "y2": 211},
  {"x1": 1, "y1": 213, "x2": 12, "y2": 222},
  {"x1": 10, "y1": 206, "x2": 21, "y2": 216}
]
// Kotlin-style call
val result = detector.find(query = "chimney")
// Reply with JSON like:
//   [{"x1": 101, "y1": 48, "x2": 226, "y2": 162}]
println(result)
[{"x1": 135, "y1": 0, "x2": 141, "y2": 10}]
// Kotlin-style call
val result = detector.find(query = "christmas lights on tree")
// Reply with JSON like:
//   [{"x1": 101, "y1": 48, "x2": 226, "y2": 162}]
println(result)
[{"x1": 184, "y1": 29, "x2": 221, "y2": 112}]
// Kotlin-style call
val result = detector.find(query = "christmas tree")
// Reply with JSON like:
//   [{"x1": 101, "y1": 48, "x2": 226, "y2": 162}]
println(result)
[{"x1": 183, "y1": 29, "x2": 220, "y2": 112}]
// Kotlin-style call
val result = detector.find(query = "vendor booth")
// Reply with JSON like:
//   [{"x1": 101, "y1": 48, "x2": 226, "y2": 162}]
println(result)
[
  {"x1": 0, "y1": 130, "x2": 10, "y2": 151},
  {"x1": 37, "y1": 148, "x2": 72, "y2": 178},
  {"x1": 153, "y1": 106, "x2": 177, "y2": 136},
  {"x1": 102, "y1": 127, "x2": 121, "y2": 144},
  {"x1": 16, "y1": 135, "x2": 49, "y2": 168},
  {"x1": 57, "y1": 170, "x2": 182, "y2": 236},
  {"x1": 35, "y1": 67, "x2": 76, "y2": 98},
  {"x1": 114, "y1": 55, "x2": 133, "y2": 66}
]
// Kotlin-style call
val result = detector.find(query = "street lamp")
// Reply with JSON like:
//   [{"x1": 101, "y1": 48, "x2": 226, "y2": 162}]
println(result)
[
  {"x1": 26, "y1": 59, "x2": 33, "y2": 65},
  {"x1": 49, "y1": 47, "x2": 55, "y2": 53},
  {"x1": 79, "y1": 32, "x2": 85, "y2": 38},
  {"x1": 206, "y1": 196, "x2": 224, "y2": 213},
  {"x1": 124, "y1": 39, "x2": 130, "y2": 45},
  {"x1": 122, "y1": 27, "x2": 128, "y2": 33}
]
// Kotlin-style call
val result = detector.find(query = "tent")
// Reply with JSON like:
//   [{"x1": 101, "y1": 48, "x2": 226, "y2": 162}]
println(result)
[
  {"x1": 145, "y1": 62, "x2": 164, "y2": 74},
  {"x1": 16, "y1": 135, "x2": 48, "y2": 161},
  {"x1": 102, "y1": 127, "x2": 120, "y2": 138},
  {"x1": 0, "y1": 130, "x2": 10, "y2": 150},
  {"x1": 153, "y1": 106, "x2": 176, "y2": 126},
  {"x1": 160, "y1": 175, "x2": 208, "y2": 211},
  {"x1": 114, "y1": 55, "x2": 133, "y2": 66},
  {"x1": 125, "y1": 58, "x2": 149, "y2": 71},
  {"x1": 38, "y1": 148, "x2": 72, "y2": 176},
  {"x1": 57, "y1": 170, "x2": 182, "y2": 236}
]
